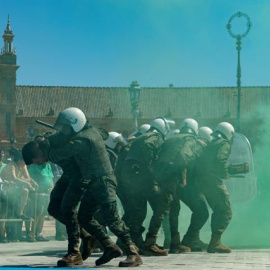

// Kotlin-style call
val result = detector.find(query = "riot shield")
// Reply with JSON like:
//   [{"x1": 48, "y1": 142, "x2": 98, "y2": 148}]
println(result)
[{"x1": 225, "y1": 132, "x2": 257, "y2": 204}]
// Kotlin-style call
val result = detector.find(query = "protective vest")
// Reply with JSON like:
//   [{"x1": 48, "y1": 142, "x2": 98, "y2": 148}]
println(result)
[
  {"x1": 196, "y1": 137, "x2": 231, "y2": 180},
  {"x1": 48, "y1": 133, "x2": 81, "y2": 176},
  {"x1": 48, "y1": 133, "x2": 71, "y2": 148},
  {"x1": 71, "y1": 126, "x2": 113, "y2": 178},
  {"x1": 155, "y1": 133, "x2": 197, "y2": 167},
  {"x1": 114, "y1": 143, "x2": 131, "y2": 178},
  {"x1": 125, "y1": 131, "x2": 164, "y2": 167},
  {"x1": 187, "y1": 139, "x2": 208, "y2": 182}
]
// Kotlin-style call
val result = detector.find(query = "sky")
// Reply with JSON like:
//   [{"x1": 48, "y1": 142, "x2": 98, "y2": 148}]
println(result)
[{"x1": 0, "y1": 0, "x2": 269, "y2": 88}]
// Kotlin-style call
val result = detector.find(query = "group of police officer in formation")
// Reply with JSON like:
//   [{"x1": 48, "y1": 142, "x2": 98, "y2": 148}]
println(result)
[{"x1": 21, "y1": 107, "x2": 242, "y2": 268}]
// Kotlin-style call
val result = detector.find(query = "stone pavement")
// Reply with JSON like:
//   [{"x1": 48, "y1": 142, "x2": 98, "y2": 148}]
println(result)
[
  {"x1": 1, "y1": 220, "x2": 270, "y2": 269},
  {"x1": 1, "y1": 239, "x2": 270, "y2": 270}
]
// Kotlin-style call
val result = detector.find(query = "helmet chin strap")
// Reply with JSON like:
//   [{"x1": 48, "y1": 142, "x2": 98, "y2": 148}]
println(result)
[
  {"x1": 180, "y1": 127, "x2": 196, "y2": 135},
  {"x1": 213, "y1": 132, "x2": 227, "y2": 140},
  {"x1": 156, "y1": 116, "x2": 170, "y2": 134},
  {"x1": 153, "y1": 128, "x2": 165, "y2": 137}
]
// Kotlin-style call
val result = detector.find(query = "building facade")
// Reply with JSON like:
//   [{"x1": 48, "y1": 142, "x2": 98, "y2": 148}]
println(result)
[
  {"x1": 0, "y1": 19, "x2": 268, "y2": 147},
  {"x1": 0, "y1": 17, "x2": 19, "y2": 141}
]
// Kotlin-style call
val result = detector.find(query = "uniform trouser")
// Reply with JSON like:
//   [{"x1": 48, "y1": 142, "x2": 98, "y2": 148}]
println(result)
[
  {"x1": 119, "y1": 180, "x2": 172, "y2": 245},
  {"x1": 48, "y1": 172, "x2": 88, "y2": 253},
  {"x1": 164, "y1": 182, "x2": 209, "y2": 240},
  {"x1": 77, "y1": 173, "x2": 132, "y2": 246},
  {"x1": 147, "y1": 163, "x2": 185, "y2": 241},
  {"x1": 147, "y1": 188, "x2": 174, "y2": 239},
  {"x1": 119, "y1": 162, "x2": 158, "y2": 247},
  {"x1": 198, "y1": 180, "x2": 232, "y2": 236}
]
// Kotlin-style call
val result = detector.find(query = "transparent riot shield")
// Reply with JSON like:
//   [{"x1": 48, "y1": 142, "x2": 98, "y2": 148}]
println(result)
[{"x1": 225, "y1": 133, "x2": 257, "y2": 204}]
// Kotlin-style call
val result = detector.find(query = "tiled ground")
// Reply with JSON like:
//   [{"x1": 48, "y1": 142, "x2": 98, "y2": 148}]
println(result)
[{"x1": 1, "y1": 240, "x2": 270, "y2": 270}]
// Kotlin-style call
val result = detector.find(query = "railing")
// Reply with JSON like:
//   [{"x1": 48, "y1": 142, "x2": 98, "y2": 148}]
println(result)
[
  {"x1": 0, "y1": 183, "x2": 50, "y2": 240},
  {"x1": 0, "y1": 183, "x2": 23, "y2": 222}
]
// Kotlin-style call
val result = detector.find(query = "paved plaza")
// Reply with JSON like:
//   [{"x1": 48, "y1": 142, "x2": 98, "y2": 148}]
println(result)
[{"x1": 1, "y1": 239, "x2": 270, "y2": 270}]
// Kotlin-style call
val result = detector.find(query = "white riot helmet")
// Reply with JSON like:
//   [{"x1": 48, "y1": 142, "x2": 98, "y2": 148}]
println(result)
[
  {"x1": 179, "y1": 118, "x2": 199, "y2": 135},
  {"x1": 150, "y1": 117, "x2": 175, "y2": 136},
  {"x1": 128, "y1": 124, "x2": 151, "y2": 138},
  {"x1": 138, "y1": 124, "x2": 151, "y2": 134},
  {"x1": 105, "y1": 132, "x2": 127, "y2": 150},
  {"x1": 198, "y1": 127, "x2": 213, "y2": 142},
  {"x1": 53, "y1": 107, "x2": 87, "y2": 133},
  {"x1": 214, "y1": 122, "x2": 235, "y2": 141}
]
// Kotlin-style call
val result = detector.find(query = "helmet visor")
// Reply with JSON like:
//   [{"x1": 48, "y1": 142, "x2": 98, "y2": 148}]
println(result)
[{"x1": 53, "y1": 113, "x2": 73, "y2": 131}]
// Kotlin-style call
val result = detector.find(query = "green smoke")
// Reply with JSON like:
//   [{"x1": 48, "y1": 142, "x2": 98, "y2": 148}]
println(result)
[
  {"x1": 141, "y1": 112, "x2": 270, "y2": 248},
  {"x1": 222, "y1": 112, "x2": 270, "y2": 248}
]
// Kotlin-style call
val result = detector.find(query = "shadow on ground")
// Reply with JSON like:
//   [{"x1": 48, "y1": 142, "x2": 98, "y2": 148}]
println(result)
[
  {"x1": 19, "y1": 250, "x2": 101, "y2": 258},
  {"x1": 2, "y1": 263, "x2": 114, "y2": 269},
  {"x1": 2, "y1": 266, "x2": 100, "y2": 269}
]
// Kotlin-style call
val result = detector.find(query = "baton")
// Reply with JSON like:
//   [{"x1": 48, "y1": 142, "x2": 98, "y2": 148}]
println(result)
[
  {"x1": 230, "y1": 175, "x2": 245, "y2": 178},
  {"x1": 35, "y1": 120, "x2": 54, "y2": 129}
]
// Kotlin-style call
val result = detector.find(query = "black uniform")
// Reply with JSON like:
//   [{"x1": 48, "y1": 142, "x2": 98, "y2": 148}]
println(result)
[
  {"x1": 147, "y1": 133, "x2": 197, "y2": 250},
  {"x1": 44, "y1": 133, "x2": 84, "y2": 253},
  {"x1": 120, "y1": 131, "x2": 165, "y2": 248},
  {"x1": 195, "y1": 137, "x2": 232, "y2": 237},
  {"x1": 163, "y1": 139, "x2": 209, "y2": 250},
  {"x1": 41, "y1": 125, "x2": 132, "y2": 252}
]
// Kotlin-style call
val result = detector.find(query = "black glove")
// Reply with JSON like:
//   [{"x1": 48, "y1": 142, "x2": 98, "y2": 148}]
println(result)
[{"x1": 228, "y1": 163, "x2": 249, "y2": 175}]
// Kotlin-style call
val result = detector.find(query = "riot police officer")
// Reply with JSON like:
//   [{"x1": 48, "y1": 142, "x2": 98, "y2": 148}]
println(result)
[
  {"x1": 178, "y1": 126, "x2": 212, "y2": 252},
  {"x1": 145, "y1": 118, "x2": 198, "y2": 255},
  {"x1": 195, "y1": 122, "x2": 234, "y2": 253},
  {"x1": 120, "y1": 117, "x2": 173, "y2": 254},
  {"x1": 22, "y1": 108, "x2": 142, "y2": 267}
]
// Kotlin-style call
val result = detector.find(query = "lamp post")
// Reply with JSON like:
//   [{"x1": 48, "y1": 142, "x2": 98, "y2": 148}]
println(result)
[
  {"x1": 128, "y1": 81, "x2": 141, "y2": 131},
  {"x1": 226, "y1": 12, "x2": 251, "y2": 132}
]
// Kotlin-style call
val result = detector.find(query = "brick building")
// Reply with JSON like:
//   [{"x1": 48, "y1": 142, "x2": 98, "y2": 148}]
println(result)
[{"x1": 0, "y1": 18, "x2": 268, "y2": 147}]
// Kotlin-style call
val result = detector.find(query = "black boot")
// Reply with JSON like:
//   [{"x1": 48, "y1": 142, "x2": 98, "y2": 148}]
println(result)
[
  {"x1": 170, "y1": 233, "x2": 191, "y2": 254},
  {"x1": 79, "y1": 229, "x2": 97, "y2": 261},
  {"x1": 119, "y1": 243, "x2": 142, "y2": 267},
  {"x1": 130, "y1": 228, "x2": 145, "y2": 250},
  {"x1": 207, "y1": 234, "x2": 231, "y2": 253},
  {"x1": 95, "y1": 237, "x2": 123, "y2": 266},
  {"x1": 182, "y1": 233, "x2": 207, "y2": 252},
  {"x1": 141, "y1": 234, "x2": 168, "y2": 256},
  {"x1": 57, "y1": 239, "x2": 83, "y2": 267},
  {"x1": 57, "y1": 253, "x2": 83, "y2": 267}
]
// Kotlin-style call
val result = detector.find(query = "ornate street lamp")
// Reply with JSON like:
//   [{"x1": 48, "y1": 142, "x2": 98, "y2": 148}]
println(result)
[
  {"x1": 128, "y1": 81, "x2": 141, "y2": 130},
  {"x1": 227, "y1": 12, "x2": 251, "y2": 132}
]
